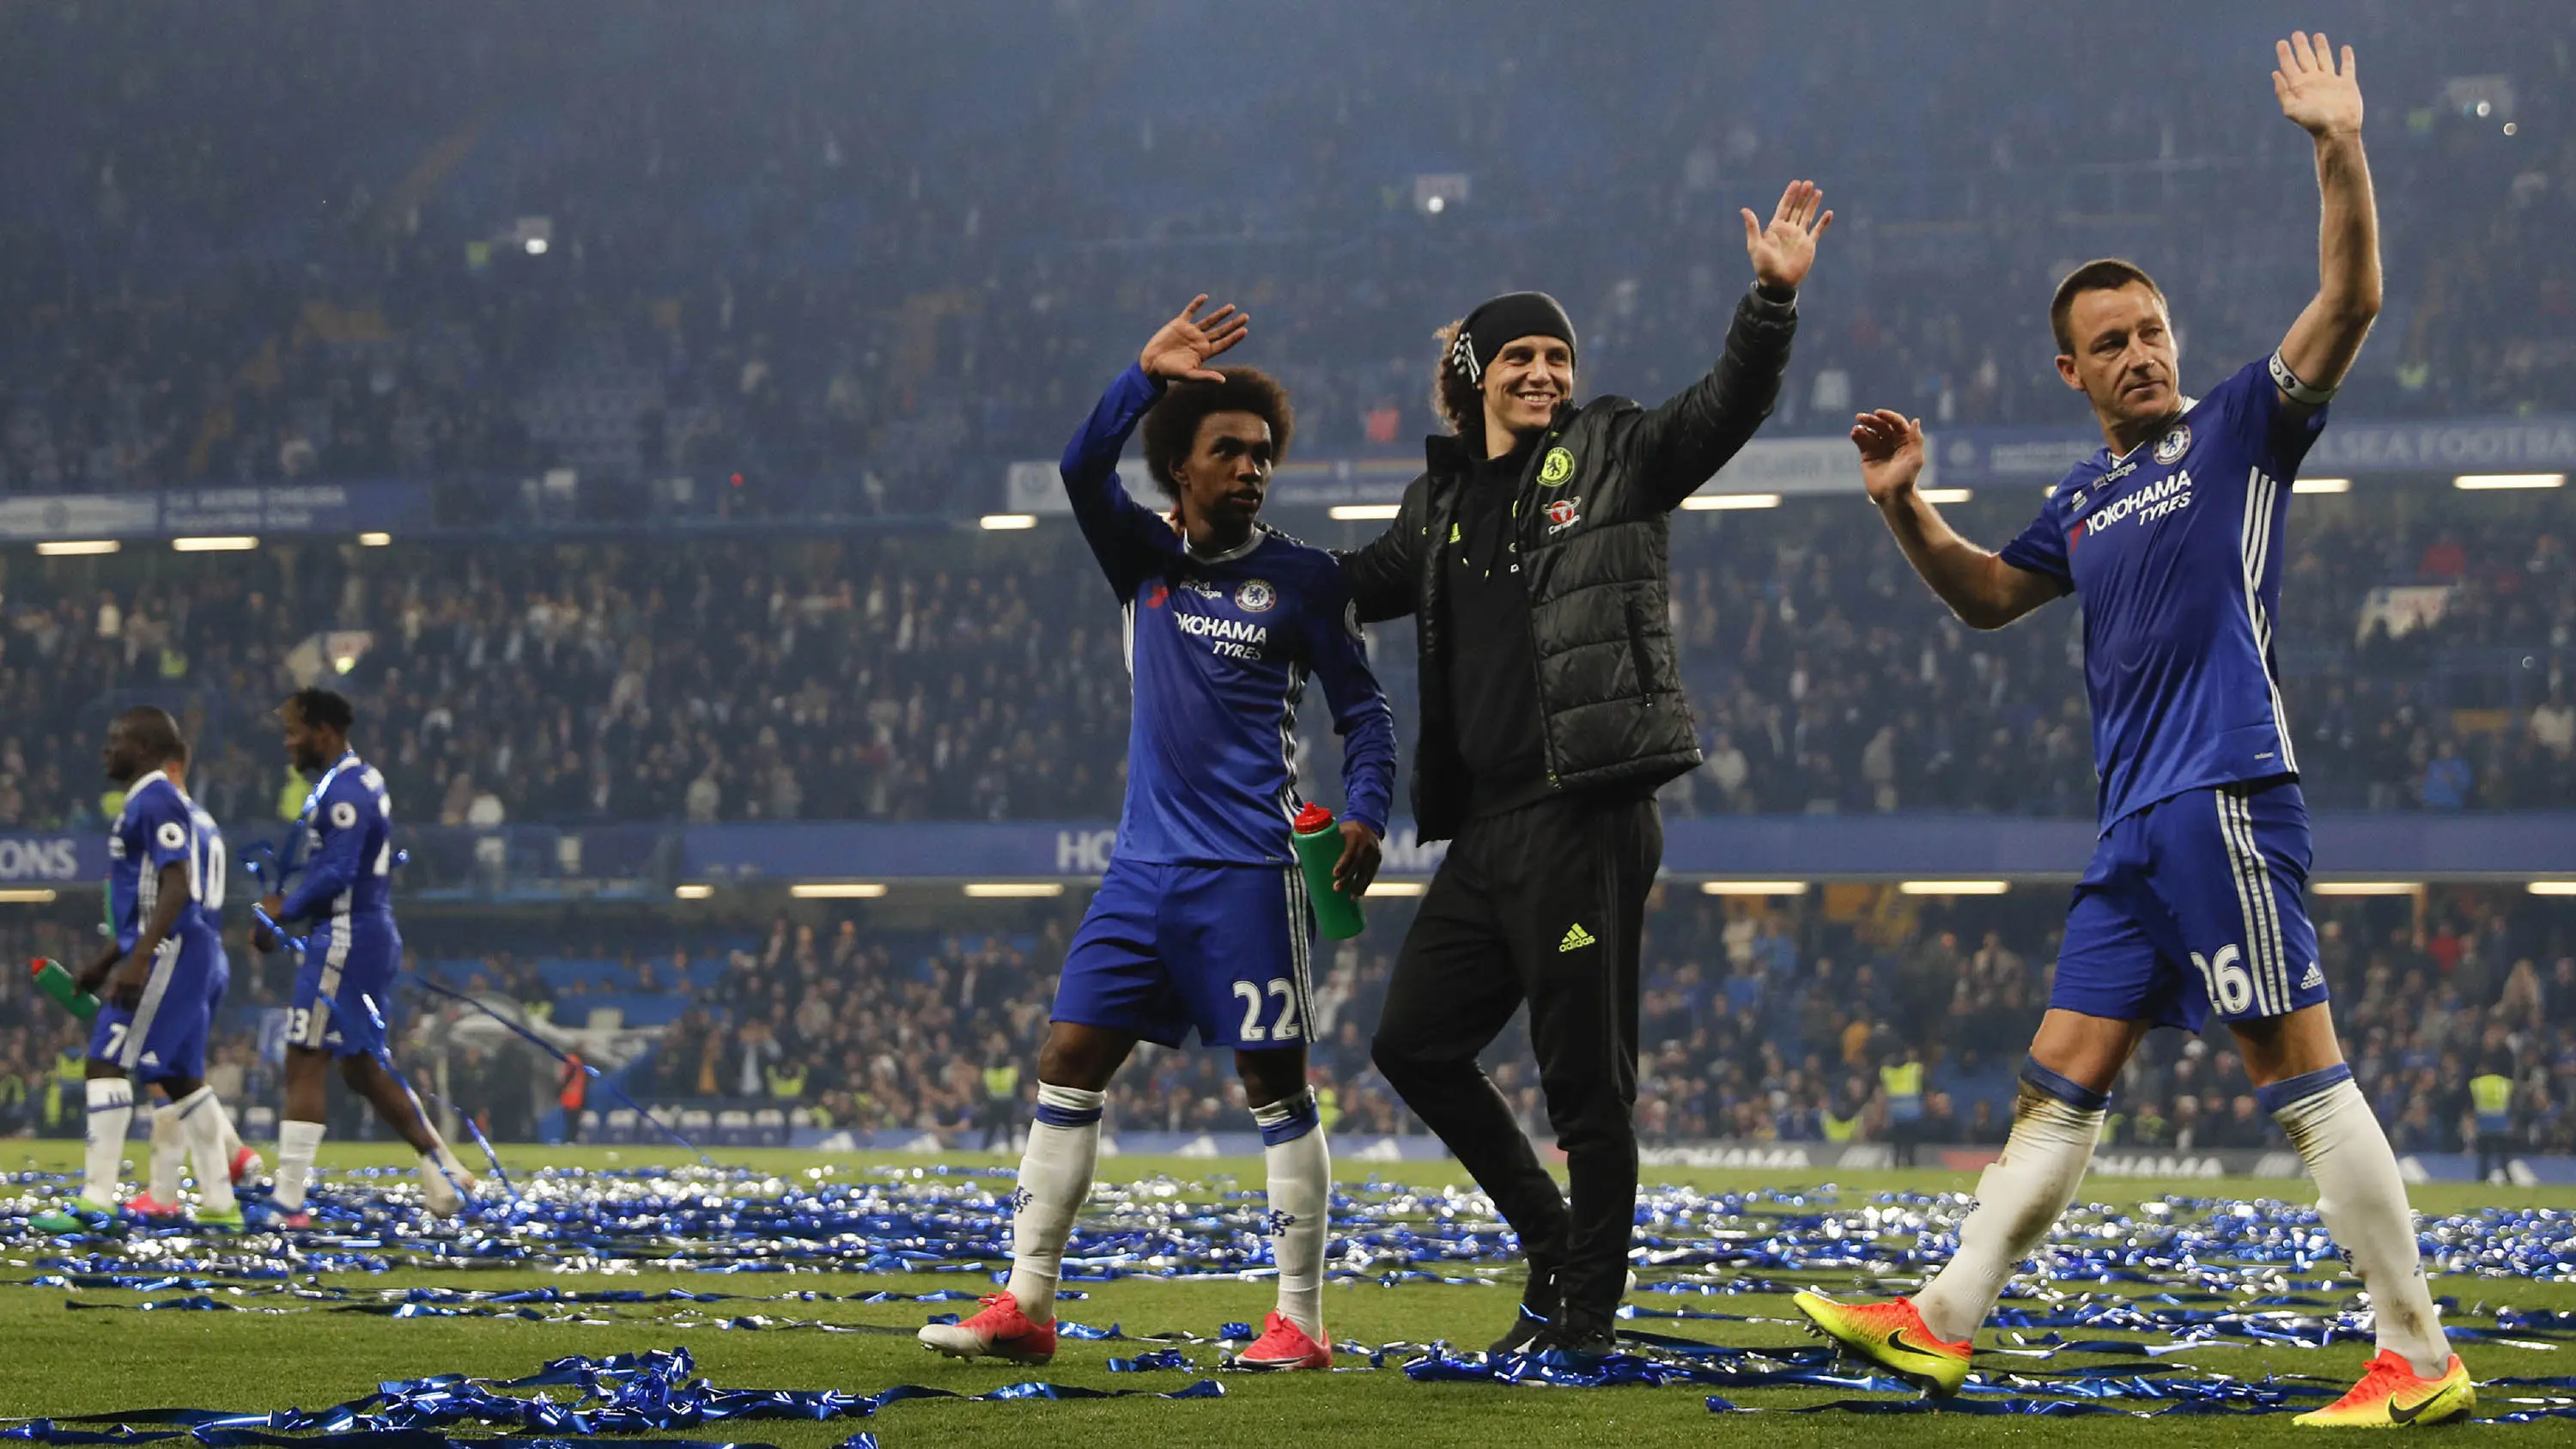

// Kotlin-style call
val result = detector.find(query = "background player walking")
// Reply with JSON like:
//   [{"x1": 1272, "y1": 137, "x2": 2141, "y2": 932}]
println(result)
[
  {"x1": 1796, "y1": 34, "x2": 2474, "y2": 1428},
  {"x1": 919, "y1": 297, "x2": 1395, "y2": 1372},
  {"x1": 255, "y1": 688, "x2": 473, "y2": 1225},
  {"x1": 33, "y1": 709, "x2": 251, "y2": 1233}
]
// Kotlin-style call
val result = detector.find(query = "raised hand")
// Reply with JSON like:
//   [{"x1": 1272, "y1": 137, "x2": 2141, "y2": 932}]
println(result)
[
  {"x1": 1850, "y1": 409, "x2": 1926, "y2": 505},
  {"x1": 1742, "y1": 180, "x2": 1832, "y2": 291},
  {"x1": 2274, "y1": 31, "x2": 2362, "y2": 139},
  {"x1": 1139, "y1": 294, "x2": 1251, "y2": 384}
]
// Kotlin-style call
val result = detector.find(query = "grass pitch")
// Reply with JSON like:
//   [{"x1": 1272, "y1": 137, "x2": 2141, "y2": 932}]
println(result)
[{"x1": 4, "y1": 1140, "x2": 2572, "y2": 1446}]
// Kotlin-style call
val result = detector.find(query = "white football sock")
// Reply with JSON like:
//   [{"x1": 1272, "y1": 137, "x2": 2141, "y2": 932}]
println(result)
[
  {"x1": 1003, "y1": 1082, "x2": 1104, "y2": 1321},
  {"x1": 82, "y1": 1077, "x2": 134, "y2": 1206},
  {"x1": 172, "y1": 1087, "x2": 237, "y2": 1214},
  {"x1": 1913, "y1": 1068, "x2": 2105, "y2": 1344},
  {"x1": 274, "y1": 1119, "x2": 327, "y2": 1211},
  {"x1": 215, "y1": 1099, "x2": 246, "y2": 1165},
  {"x1": 1252, "y1": 1087, "x2": 1330, "y2": 1340},
  {"x1": 2267, "y1": 1066, "x2": 2451, "y2": 1378},
  {"x1": 149, "y1": 1099, "x2": 186, "y2": 1202}
]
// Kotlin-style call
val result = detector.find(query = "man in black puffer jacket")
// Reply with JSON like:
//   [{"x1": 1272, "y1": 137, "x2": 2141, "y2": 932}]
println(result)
[{"x1": 1338, "y1": 180, "x2": 1831, "y2": 1358}]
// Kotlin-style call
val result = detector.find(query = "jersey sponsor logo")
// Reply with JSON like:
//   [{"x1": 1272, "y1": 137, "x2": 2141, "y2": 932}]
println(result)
[
  {"x1": 155, "y1": 820, "x2": 187, "y2": 850},
  {"x1": 1233, "y1": 579, "x2": 1276, "y2": 613},
  {"x1": 1543, "y1": 497, "x2": 1582, "y2": 534},
  {"x1": 2070, "y1": 469, "x2": 2193, "y2": 547},
  {"x1": 1539, "y1": 446, "x2": 1577, "y2": 485},
  {"x1": 2153, "y1": 423, "x2": 2192, "y2": 466},
  {"x1": 1175, "y1": 609, "x2": 1271, "y2": 659}
]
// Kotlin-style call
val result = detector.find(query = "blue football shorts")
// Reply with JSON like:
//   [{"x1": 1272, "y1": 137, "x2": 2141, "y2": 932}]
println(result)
[
  {"x1": 2053, "y1": 777, "x2": 2329, "y2": 1032},
  {"x1": 1054, "y1": 855, "x2": 1316, "y2": 1050}
]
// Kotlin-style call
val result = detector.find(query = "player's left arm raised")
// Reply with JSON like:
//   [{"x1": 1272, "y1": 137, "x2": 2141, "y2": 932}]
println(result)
[
  {"x1": 1629, "y1": 180, "x2": 1826, "y2": 512},
  {"x1": 2272, "y1": 31, "x2": 2380, "y2": 413}
]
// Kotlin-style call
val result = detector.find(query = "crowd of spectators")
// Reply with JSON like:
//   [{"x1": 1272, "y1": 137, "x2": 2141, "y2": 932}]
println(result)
[
  {"x1": 11, "y1": 886, "x2": 2571, "y2": 1167},
  {"x1": 0, "y1": 3, "x2": 2567, "y2": 504},
  {"x1": 3, "y1": 484, "x2": 2567, "y2": 834}
]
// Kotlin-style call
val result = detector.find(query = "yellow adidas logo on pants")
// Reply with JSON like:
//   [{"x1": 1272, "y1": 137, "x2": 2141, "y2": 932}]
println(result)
[{"x1": 1558, "y1": 923, "x2": 1596, "y2": 952}]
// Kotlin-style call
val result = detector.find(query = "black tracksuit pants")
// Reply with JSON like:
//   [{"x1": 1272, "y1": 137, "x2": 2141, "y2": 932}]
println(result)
[{"x1": 1370, "y1": 791, "x2": 1660, "y2": 1330}]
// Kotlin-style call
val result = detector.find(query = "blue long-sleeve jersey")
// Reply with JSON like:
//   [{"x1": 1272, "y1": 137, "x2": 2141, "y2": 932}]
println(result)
[
  {"x1": 281, "y1": 752, "x2": 397, "y2": 928},
  {"x1": 108, "y1": 771, "x2": 220, "y2": 953},
  {"x1": 1064, "y1": 363, "x2": 1396, "y2": 865}
]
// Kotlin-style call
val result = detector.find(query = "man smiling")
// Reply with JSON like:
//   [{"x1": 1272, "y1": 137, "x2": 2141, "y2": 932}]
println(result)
[{"x1": 1340, "y1": 180, "x2": 1830, "y2": 1358}]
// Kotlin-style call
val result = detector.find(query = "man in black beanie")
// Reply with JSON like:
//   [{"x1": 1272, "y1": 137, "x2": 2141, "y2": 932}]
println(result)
[{"x1": 1340, "y1": 180, "x2": 1831, "y2": 1358}]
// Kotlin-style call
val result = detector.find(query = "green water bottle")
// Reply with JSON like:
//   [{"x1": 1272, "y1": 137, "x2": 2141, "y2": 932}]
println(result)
[
  {"x1": 1291, "y1": 804, "x2": 1367, "y2": 941},
  {"x1": 31, "y1": 958, "x2": 100, "y2": 1021}
]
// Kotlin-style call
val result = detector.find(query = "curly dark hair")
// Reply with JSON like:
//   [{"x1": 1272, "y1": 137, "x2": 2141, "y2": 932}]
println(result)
[
  {"x1": 1431, "y1": 319, "x2": 1480, "y2": 437},
  {"x1": 284, "y1": 687, "x2": 355, "y2": 734},
  {"x1": 1139, "y1": 367, "x2": 1295, "y2": 499}
]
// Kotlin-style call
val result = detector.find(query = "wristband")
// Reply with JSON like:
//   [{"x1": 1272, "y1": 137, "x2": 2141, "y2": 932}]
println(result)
[{"x1": 2268, "y1": 350, "x2": 2337, "y2": 406}]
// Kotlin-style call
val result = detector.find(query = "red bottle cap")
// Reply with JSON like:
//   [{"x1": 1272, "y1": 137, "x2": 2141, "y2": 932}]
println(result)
[{"x1": 1293, "y1": 803, "x2": 1335, "y2": 833}]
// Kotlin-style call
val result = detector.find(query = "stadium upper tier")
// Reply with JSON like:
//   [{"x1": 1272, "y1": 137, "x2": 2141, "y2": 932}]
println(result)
[
  {"x1": 0, "y1": 1, "x2": 2563, "y2": 502},
  {"x1": 1, "y1": 487, "x2": 2566, "y2": 832}
]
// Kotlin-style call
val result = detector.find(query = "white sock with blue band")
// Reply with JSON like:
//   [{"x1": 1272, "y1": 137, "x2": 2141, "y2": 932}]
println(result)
[
  {"x1": 2261, "y1": 1064, "x2": 2450, "y2": 1378},
  {"x1": 1912, "y1": 1057, "x2": 2106, "y2": 1344},
  {"x1": 1252, "y1": 1087, "x2": 1330, "y2": 1340},
  {"x1": 83, "y1": 1077, "x2": 134, "y2": 1208},
  {"x1": 1005, "y1": 1082, "x2": 1105, "y2": 1321}
]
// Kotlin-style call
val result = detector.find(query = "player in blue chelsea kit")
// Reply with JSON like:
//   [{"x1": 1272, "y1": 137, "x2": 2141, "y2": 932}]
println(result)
[
  {"x1": 1795, "y1": 36, "x2": 2472, "y2": 1426},
  {"x1": 32, "y1": 708, "x2": 251, "y2": 1233},
  {"x1": 255, "y1": 688, "x2": 472, "y2": 1223},
  {"x1": 923, "y1": 296, "x2": 1396, "y2": 1373},
  {"x1": 128, "y1": 748, "x2": 264, "y2": 1222}
]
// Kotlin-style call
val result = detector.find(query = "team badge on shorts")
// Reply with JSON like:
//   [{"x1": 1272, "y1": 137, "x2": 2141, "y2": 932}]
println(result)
[
  {"x1": 2154, "y1": 423, "x2": 2192, "y2": 465},
  {"x1": 1539, "y1": 446, "x2": 1577, "y2": 485},
  {"x1": 1234, "y1": 580, "x2": 1276, "y2": 612}
]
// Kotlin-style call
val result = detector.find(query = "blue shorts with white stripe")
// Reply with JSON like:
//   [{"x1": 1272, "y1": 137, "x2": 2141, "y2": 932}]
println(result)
[
  {"x1": 1054, "y1": 855, "x2": 1315, "y2": 1050},
  {"x1": 2053, "y1": 776, "x2": 2328, "y2": 1032},
  {"x1": 290, "y1": 917, "x2": 403, "y2": 1056},
  {"x1": 88, "y1": 925, "x2": 223, "y2": 1082}
]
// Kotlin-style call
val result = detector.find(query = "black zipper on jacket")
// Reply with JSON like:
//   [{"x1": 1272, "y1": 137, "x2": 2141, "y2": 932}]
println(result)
[{"x1": 1508, "y1": 413, "x2": 1571, "y2": 788}]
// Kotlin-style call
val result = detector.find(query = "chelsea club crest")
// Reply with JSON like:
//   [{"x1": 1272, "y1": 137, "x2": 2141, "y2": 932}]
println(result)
[
  {"x1": 2153, "y1": 423, "x2": 2192, "y2": 466},
  {"x1": 1233, "y1": 579, "x2": 1277, "y2": 613}
]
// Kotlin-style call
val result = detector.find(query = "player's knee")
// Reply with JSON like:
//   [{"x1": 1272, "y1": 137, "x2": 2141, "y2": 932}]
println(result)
[
  {"x1": 1036, "y1": 1026, "x2": 1121, "y2": 1092},
  {"x1": 1233, "y1": 1049, "x2": 1307, "y2": 1107}
]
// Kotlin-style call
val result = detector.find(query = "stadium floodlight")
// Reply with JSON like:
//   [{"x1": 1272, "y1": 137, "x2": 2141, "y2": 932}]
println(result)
[
  {"x1": 1329, "y1": 504, "x2": 1402, "y2": 521},
  {"x1": 963, "y1": 881, "x2": 1065, "y2": 898},
  {"x1": 1679, "y1": 493, "x2": 1782, "y2": 511},
  {"x1": 979, "y1": 514, "x2": 1038, "y2": 530},
  {"x1": 1916, "y1": 488, "x2": 1972, "y2": 504},
  {"x1": 2454, "y1": 473, "x2": 2563, "y2": 490},
  {"x1": 672, "y1": 884, "x2": 715, "y2": 900},
  {"x1": 359, "y1": 532, "x2": 392, "y2": 546},
  {"x1": 2526, "y1": 881, "x2": 2576, "y2": 897},
  {"x1": 1899, "y1": 880, "x2": 2009, "y2": 895},
  {"x1": 2311, "y1": 881, "x2": 2421, "y2": 896},
  {"x1": 2293, "y1": 478, "x2": 2351, "y2": 494},
  {"x1": 790, "y1": 882, "x2": 888, "y2": 898},
  {"x1": 35, "y1": 539, "x2": 119, "y2": 556},
  {"x1": 1365, "y1": 880, "x2": 1427, "y2": 897},
  {"x1": 172, "y1": 536, "x2": 258, "y2": 551},
  {"x1": 0, "y1": 888, "x2": 58, "y2": 904},
  {"x1": 1701, "y1": 880, "x2": 1808, "y2": 896}
]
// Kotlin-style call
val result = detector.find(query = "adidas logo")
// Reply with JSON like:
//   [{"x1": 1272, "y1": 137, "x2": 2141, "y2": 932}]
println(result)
[
  {"x1": 2300, "y1": 961, "x2": 2325, "y2": 991},
  {"x1": 1558, "y1": 923, "x2": 1597, "y2": 953}
]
